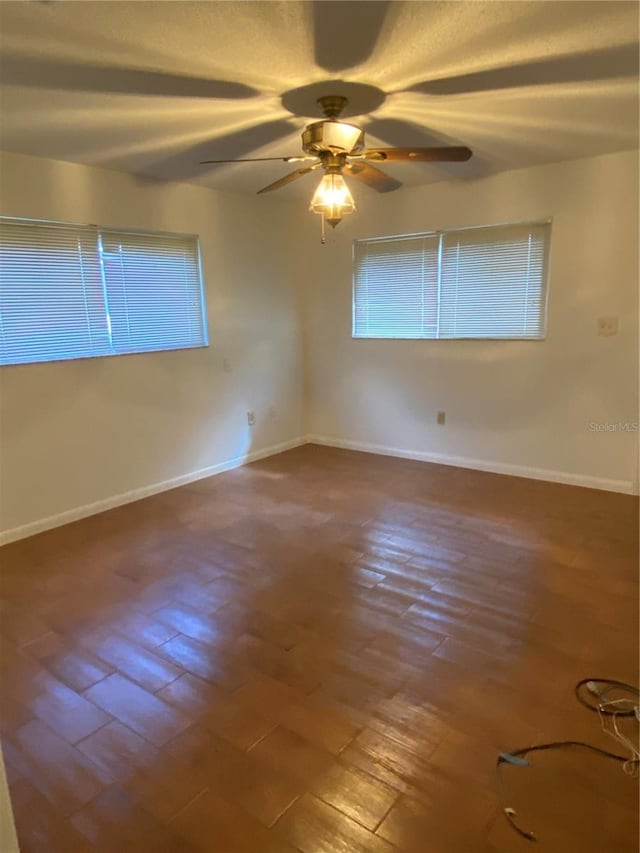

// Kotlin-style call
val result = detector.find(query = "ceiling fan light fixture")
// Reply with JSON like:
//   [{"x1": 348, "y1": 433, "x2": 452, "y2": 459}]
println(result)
[{"x1": 310, "y1": 172, "x2": 356, "y2": 228}]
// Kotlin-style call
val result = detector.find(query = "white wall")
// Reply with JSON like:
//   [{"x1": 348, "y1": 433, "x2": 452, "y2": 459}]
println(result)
[
  {"x1": 0, "y1": 151, "x2": 304, "y2": 539},
  {"x1": 303, "y1": 150, "x2": 639, "y2": 493}
]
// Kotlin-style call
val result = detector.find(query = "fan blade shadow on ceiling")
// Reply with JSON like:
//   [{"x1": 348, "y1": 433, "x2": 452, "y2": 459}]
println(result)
[
  {"x1": 364, "y1": 117, "x2": 454, "y2": 149},
  {"x1": 312, "y1": 1, "x2": 392, "y2": 72},
  {"x1": 407, "y1": 43, "x2": 639, "y2": 96},
  {"x1": 0, "y1": 55, "x2": 258, "y2": 99},
  {"x1": 142, "y1": 119, "x2": 296, "y2": 182}
]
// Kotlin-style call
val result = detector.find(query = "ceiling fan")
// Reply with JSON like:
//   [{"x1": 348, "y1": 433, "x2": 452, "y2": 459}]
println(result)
[{"x1": 201, "y1": 95, "x2": 472, "y2": 240}]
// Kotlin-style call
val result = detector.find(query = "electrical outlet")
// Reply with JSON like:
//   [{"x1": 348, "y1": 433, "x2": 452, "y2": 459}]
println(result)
[
  {"x1": 597, "y1": 316, "x2": 619, "y2": 337},
  {"x1": 268, "y1": 406, "x2": 277, "y2": 419},
  {"x1": 247, "y1": 410, "x2": 255, "y2": 426},
  {"x1": 437, "y1": 411, "x2": 446, "y2": 425},
  {"x1": 223, "y1": 358, "x2": 232, "y2": 373}
]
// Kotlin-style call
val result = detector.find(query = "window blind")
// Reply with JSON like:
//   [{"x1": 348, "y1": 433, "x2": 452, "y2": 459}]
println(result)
[
  {"x1": 0, "y1": 219, "x2": 110, "y2": 364},
  {"x1": 99, "y1": 230, "x2": 205, "y2": 355},
  {"x1": 353, "y1": 221, "x2": 550, "y2": 340},
  {"x1": 353, "y1": 235, "x2": 440, "y2": 339},
  {"x1": 0, "y1": 217, "x2": 207, "y2": 366}
]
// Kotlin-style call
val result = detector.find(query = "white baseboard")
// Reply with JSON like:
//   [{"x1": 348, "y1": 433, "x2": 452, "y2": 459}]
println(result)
[
  {"x1": 0, "y1": 436, "x2": 306, "y2": 546},
  {"x1": 306, "y1": 434, "x2": 637, "y2": 495}
]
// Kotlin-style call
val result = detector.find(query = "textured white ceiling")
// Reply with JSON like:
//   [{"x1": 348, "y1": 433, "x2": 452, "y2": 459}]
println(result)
[{"x1": 0, "y1": 0, "x2": 637, "y2": 200}]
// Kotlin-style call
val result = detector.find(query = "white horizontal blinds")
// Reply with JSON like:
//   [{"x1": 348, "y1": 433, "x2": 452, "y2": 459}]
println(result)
[
  {"x1": 0, "y1": 219, "x2": 207, "y2": 366},
  {"x1": 0, "y1": 218, "x2": 109, "y2": 365},
  {"x1": 99, "y1": 230, "x2": 206, "y2": 354},
  {"x1": 353, "y1": 235, "x2": 439, "y2": 338},
  {"x1": 439, "y1": 223, "x2": 549, "y2": 339},
  {"x1": 352, "y1": 222, "x2": 550, "y2": 340}
]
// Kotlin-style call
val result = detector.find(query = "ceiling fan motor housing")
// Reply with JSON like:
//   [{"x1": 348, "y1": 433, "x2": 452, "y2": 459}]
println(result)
[{"x1": 302, "y1": 120, "x2": 364, "y2": 155}]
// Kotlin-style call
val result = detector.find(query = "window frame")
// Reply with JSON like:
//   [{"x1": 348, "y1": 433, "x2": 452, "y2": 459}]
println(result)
[
  {"x1": 0, "y1": 215, "x2": 209, "y2": 367},
  {"x1": 352, "y1": 219, "x2": 552, "y2": 342}
]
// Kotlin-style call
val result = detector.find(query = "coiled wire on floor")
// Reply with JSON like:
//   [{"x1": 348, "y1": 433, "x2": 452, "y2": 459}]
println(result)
[{"x1": 496, "y1": 678, "x2": 640, "y2": 842}]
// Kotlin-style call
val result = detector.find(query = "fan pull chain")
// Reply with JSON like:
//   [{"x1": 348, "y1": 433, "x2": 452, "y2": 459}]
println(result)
[{"x1": 321, "y1": 213, "x2": 326, "y2": 245}]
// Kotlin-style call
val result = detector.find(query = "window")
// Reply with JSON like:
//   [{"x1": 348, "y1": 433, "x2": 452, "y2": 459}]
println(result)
[
  {"x1": 353, "y1": 221, "x2": 550, "y2": 340},
  {"x1": 0, "y1": 217, "x2": 208, "y2": 365}
]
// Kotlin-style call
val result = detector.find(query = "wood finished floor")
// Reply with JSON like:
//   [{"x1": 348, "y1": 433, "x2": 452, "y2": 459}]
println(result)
[{"x1": 1, "y1": 444, "x2": 638, "y2": 853}]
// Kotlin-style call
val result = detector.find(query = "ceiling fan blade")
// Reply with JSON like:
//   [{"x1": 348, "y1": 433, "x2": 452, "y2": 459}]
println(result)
[
  {"x1": 201, "y1": 156, "x2": 314, "y2": 165},
  {"x1": 257, "y1": 163, "x2": 322, "y2": 194},
  {"x1": 362, "y1": 146, "x2": 472, "y2": 163},
  {"x1": 344, "y1": 162, "x2": 401, "y2": 193},
  {"x1": 0, "y1": 55, "x2": 258, "y2": 99},
  {"x1": 407, "y1": 43, "x2": 639, "y2": 96}
]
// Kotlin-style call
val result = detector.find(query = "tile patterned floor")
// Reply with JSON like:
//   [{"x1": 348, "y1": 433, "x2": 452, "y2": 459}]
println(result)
[{"x1": 1, "y1": 444, "x2": 638, "y2": 851}]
